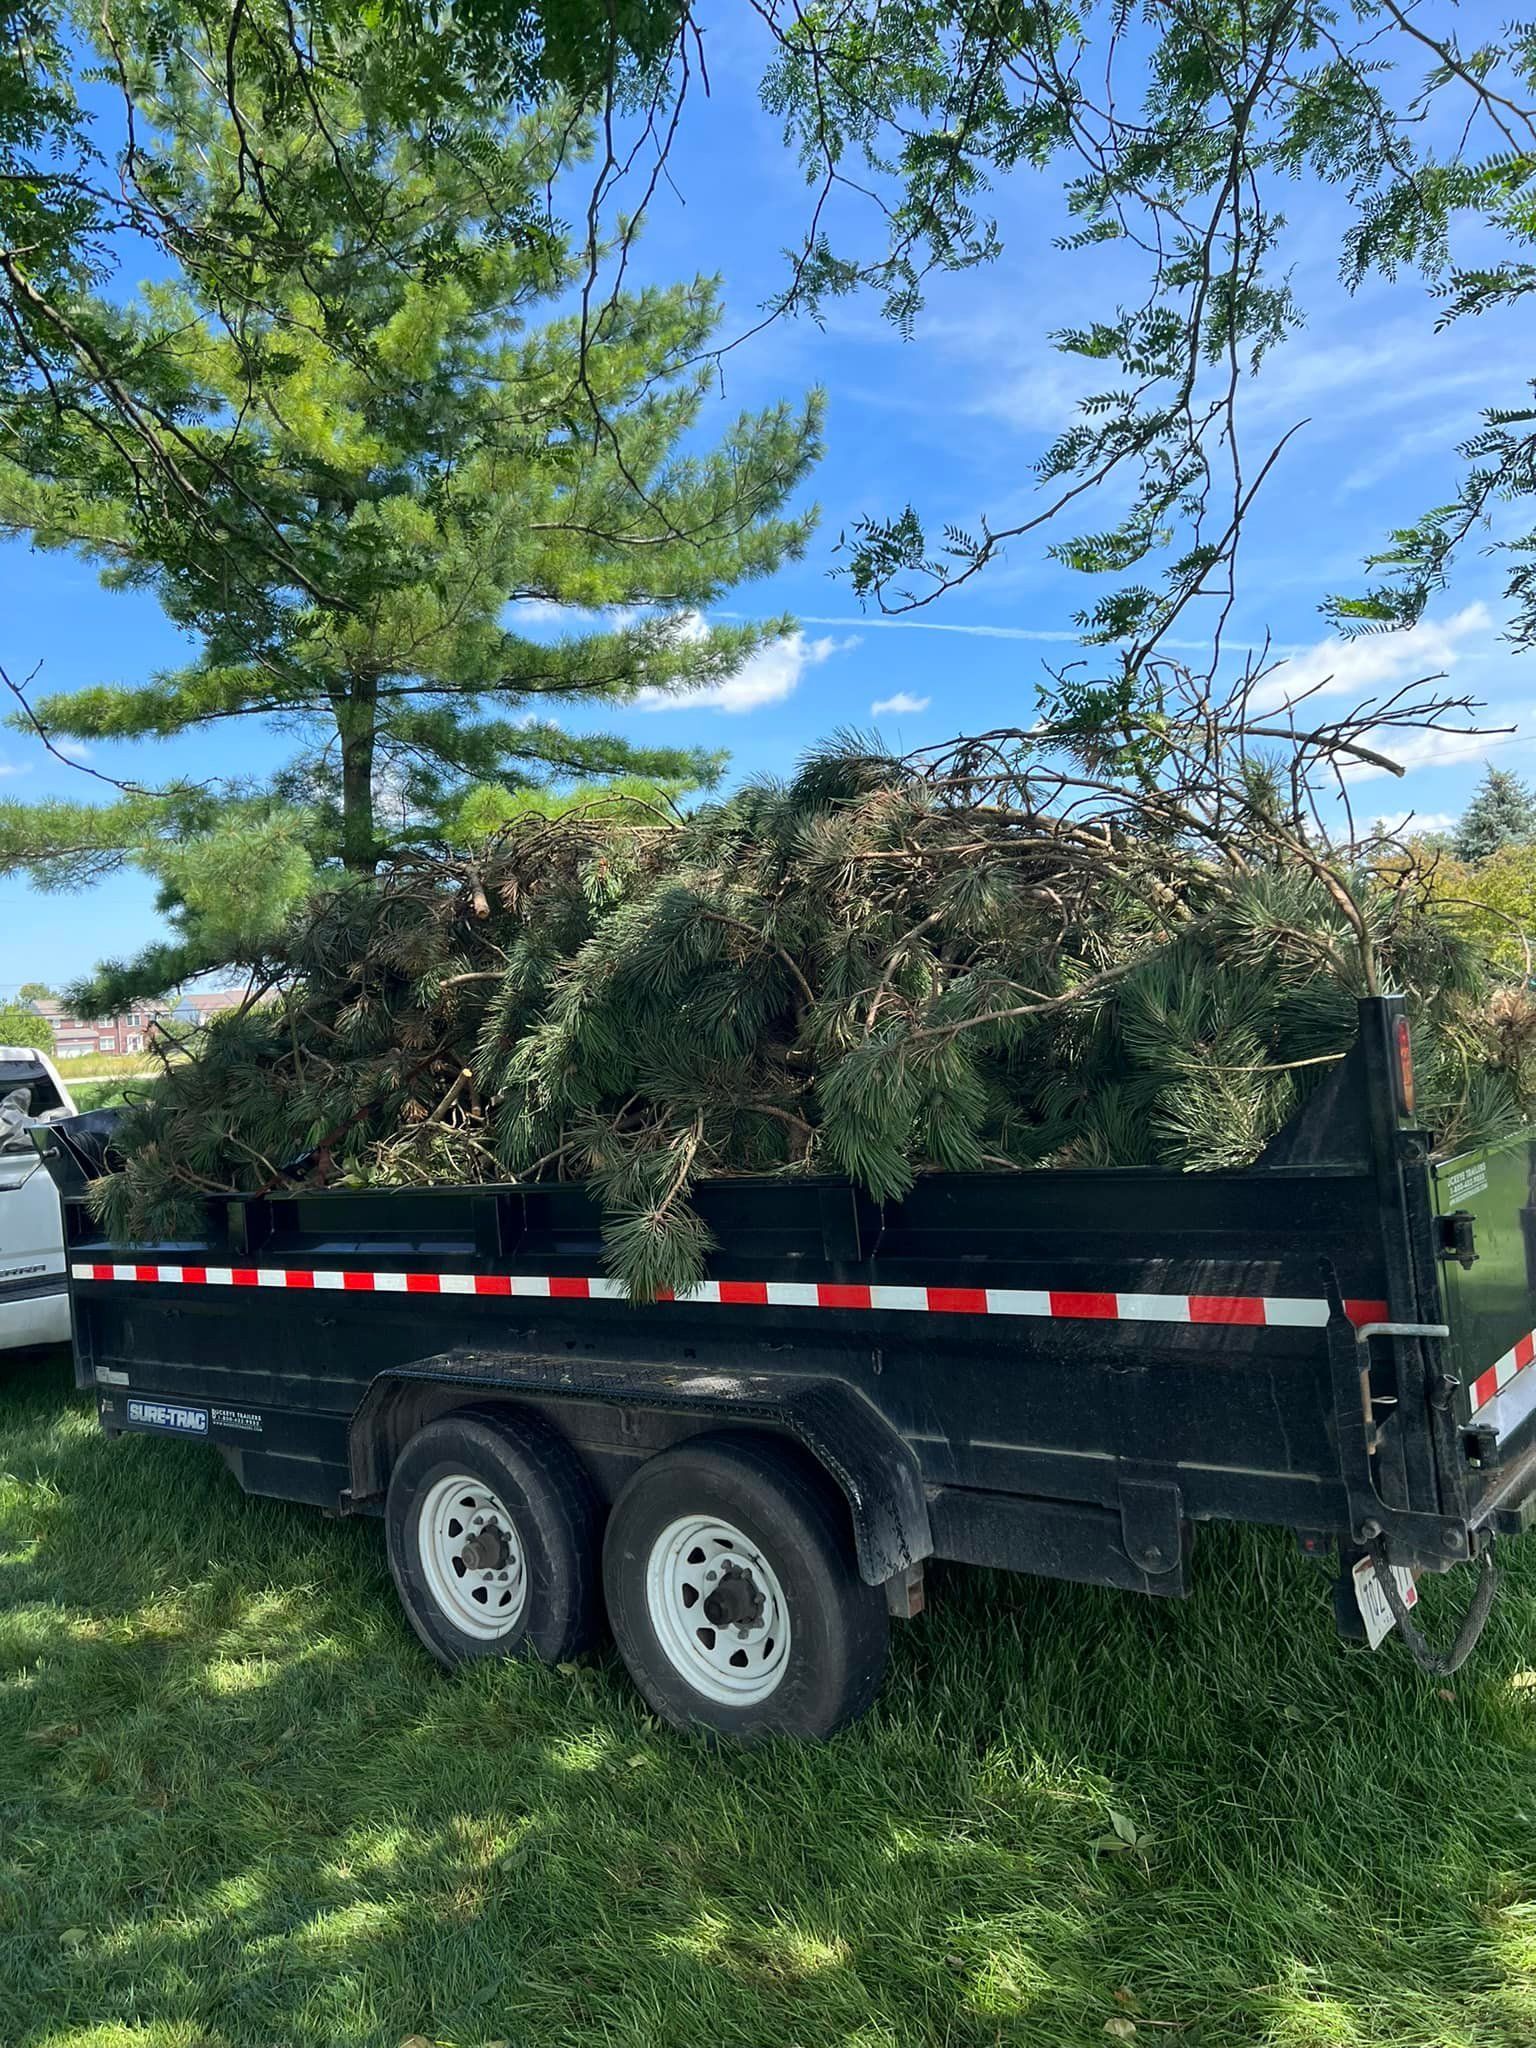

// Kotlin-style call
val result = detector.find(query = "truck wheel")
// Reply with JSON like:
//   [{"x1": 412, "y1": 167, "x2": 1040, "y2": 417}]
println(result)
[
  {"x1": 602, "y1": 1432, "x2": 889, "y2": 1742},
  {"x1": 385, "y1": 1408, "x2": 600, "y2": 1669}
]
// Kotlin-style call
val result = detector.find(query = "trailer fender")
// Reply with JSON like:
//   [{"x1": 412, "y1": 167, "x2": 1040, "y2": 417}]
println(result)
[{"x1": 346, "y1": 1350, "x2": 933, "y2": 1588}]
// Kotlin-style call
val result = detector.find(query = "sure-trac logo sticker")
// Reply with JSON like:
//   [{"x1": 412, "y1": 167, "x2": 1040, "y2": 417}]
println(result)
[{"x1": 125, "y1": 1399, "x2": 209, "y2": 1436}]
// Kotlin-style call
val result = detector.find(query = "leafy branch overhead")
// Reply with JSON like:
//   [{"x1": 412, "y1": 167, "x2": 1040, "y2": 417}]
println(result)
[
  {"x1": 0, "y1": 0, "x2": 684, "y2": 540},
  {"x1": 386, "y1": 1, "x2": 1536, "y2": 665},
  {"x1": 755, "y1": 2, "x2": 1536, "y2": 654},
  {"x1": 9, "y1": 1, "x2": 1536, "y2": 711},
  {"x1": 16, "y1": 2, "x2": 1536, "y2": 678}
]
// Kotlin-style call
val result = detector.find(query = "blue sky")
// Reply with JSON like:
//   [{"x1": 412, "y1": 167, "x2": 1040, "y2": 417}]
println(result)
[{"x1": 3, "y1": 12, "x2": 1531, "y2": 995}]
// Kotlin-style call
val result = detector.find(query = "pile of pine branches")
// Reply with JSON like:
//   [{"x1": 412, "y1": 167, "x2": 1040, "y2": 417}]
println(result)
[{"x1": 93, "y1": 727, "x2": 1536, "y2": 1297}]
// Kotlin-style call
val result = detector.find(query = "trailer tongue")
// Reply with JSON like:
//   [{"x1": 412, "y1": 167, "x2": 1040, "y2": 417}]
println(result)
[{"x1": 36, "y1": 996, "x2": 1533, "y2": 1739}]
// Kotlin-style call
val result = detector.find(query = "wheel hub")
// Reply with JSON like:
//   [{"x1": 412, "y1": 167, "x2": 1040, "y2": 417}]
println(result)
[
  {"x1": 702, "y1": 1561, "x2": 765, "y2": 1630},
  {"x1": 459, "y1": 1520, "x2": 512, "y2": 1572}
]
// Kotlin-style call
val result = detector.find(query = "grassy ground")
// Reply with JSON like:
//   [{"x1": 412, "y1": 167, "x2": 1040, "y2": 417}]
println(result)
[
  {"x1": 55, "y1": 1057, "x2": 167, "y2": 1082},
  {"x1": 3, "y1": 1350, "x2": 1536, "y2": 2048},
  {"x1": 63, "y1": 1078, "x2": 134, "y2": 1112}
]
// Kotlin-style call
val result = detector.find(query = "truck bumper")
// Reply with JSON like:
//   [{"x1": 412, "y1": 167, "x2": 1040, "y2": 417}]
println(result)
[{"x1": 0, "y1": 1274, "x2": 70, "y2": 1352}]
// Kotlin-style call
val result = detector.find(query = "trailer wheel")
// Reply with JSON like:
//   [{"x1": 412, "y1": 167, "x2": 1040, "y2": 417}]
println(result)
[
  {"x1": 385, "y1": 1408, "x2": 600, "y2": 1668},
  {"x1": 602, "y1": 1432, "x2": 889, "y2": 1742}
]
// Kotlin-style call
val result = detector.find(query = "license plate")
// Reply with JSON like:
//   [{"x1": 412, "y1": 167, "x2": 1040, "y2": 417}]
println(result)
[{"x1": 1353, "y1": 1555, "x2": 1418, "y2": 1649}]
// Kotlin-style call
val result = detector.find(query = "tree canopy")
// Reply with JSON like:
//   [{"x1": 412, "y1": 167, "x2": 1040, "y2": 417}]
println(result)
[
  {"x1": 9, "y1": 1, "x2": 1536, "y2": 687},
  {"x1": 1455, "y1": 768, "x2": 1536, "y2": 864},
  {"x1": 7, "y1": 0, "x2": 1536, "y2": 1017},
  {"x1": 765, "y1": 3, "x2": 1536, "y2": 667},
  {"x1": 0, "y1": 998, "x2": 53, "y2": 1052},
  {"x1": 0, "y1": 0, "x2": 675, "y2": 448},
  {"x1": 0, "y1": 10, "x2": 822, "y2": 1008}
]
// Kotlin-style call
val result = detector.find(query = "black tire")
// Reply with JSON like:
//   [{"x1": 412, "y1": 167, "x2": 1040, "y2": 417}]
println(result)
[
  {"x1": 385, "y1": 1406, "x2": 601, "y2": 1668},
  {"x1": 602, "y1": 1431, "x2": 889, "y2": 1742}
]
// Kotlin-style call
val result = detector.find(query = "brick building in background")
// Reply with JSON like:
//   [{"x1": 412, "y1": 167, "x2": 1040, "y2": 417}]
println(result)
[{"x1": 27, "y1": 987, "x2": 249, "y2": 1059}]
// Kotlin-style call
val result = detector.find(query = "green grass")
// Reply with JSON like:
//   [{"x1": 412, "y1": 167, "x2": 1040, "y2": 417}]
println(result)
[
  {"x1": 3, "y1": 1350, "x2": 1536, "y2": 2048},
  {"x1": 64, "y1": 1079, "x2": 133, "y2": 1112},
  {"x1": 57, "y1": 1057, "x2": 172, "y2": 1082}
]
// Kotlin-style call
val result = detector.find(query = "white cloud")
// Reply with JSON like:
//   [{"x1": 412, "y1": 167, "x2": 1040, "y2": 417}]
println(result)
[
  {"x1": 0, "y1": 759, "x2": 29, "y2": 778},
  {"x1": 1370, "y1": 810, "x2": 1459, "y2": 838},
  {"x1": 1253, "y1": 603, "x2": 1493, "y2": 714},
  {"x1": 966, "y1": 353, "x2": 1093, "y2": 437},
  {"x1": 1346, "y1": 718, "x2": 1526, "y2": 783},
  {"x1": 509, "y1": 598, "x2": 645, "y2": 633},
  {"x1": 58, "y1": 739, "x2": 91, "y2": 760},
  {"x1": 916, "y1": 298, "x2": 1096, "y2": 435},
  {"x1": 1250, "y1": 328, "x2": 1441, "y2": 421},
  {"x1": 1340, "y1": 414, "x2": 1481, "y2": 498},
  {"x1": 871, "y1": 690, "x2": 931, "y2": 716},
  {"x1": 634, "y1": 631, "x2": 857, "y2": 715},
  {"x1": 511, "y1": 598, "x2": 592, "y2": 626},
  {"x1": 1249, "y1": 318, "x2": 1517, "y2": 438},
  {"x1": 662, "y1": 609, "x2": 711, "y2": 646}
]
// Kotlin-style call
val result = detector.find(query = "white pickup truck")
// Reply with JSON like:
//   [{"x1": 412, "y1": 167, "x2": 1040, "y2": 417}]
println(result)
[{"x1": 1, "y1": 1045, "x2": 78, "y2": 1352}]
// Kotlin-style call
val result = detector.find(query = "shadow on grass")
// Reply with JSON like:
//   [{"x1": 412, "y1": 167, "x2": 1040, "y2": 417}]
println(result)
[{"x1": 3, "y1": 1348, "x2": 1536, "y2": 2048}]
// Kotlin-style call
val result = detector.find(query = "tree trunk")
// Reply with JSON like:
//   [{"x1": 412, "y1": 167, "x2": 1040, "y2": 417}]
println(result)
[{"x1": 338, "y1": 677, "x2": 378, "y2": 874}]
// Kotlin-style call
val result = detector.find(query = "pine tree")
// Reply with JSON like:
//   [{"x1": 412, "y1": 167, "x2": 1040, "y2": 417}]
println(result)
[
  {"x1": 1454, "y1": 769, "x2": 1536, "y2": 864},
  {"x1": 0, "y1": 1, "x2": 684, "y2": 488},
  {"x1": 0, "y1": 48, "x2": 821, "y2": 1007}
]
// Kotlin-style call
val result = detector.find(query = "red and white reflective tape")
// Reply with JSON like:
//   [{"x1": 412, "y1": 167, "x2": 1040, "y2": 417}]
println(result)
[
  {"x1": 1470, "y1": 1329, "x2": 1536, "y2": 1417},
  {"x1": 70, "y1": 1260, "x2": 1388, "y2": 1329}
]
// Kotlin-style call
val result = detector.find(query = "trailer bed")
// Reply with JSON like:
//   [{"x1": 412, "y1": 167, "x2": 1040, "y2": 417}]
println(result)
[{"x1": 40, "y1": 996, "x2": 1536, "y2": 1734}]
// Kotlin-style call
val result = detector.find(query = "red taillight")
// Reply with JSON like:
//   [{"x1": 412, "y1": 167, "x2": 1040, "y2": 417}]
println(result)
[{"x1": 1395, "y1": 1015, "x2": 1416, "y2": 1117}]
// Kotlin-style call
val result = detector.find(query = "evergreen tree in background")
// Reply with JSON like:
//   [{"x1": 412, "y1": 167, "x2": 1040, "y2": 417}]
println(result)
[
  {"x1": 1455, "y1": 769, "x2": 1536, "y2": 864},
  {"x1": 0, "y1": 31, "x2": 821, "y2": 1009}
]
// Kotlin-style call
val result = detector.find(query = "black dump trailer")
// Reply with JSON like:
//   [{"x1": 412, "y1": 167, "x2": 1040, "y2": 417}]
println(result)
[{"x1": 34, "y1": 995, "x2": 1536, "y2": 1740}]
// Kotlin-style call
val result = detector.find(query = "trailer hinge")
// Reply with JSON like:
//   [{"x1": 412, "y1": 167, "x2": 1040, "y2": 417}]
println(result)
[
  {"x1": 1118, "y1": 1478, "x2": 1182, "y2": 1577},
  {"x1": 1462, "y1": 1424, "x2": 1499, "y2": 1470},
  {"x1": 1437, "y1": 1209, "x2": 1478, "y2": 1270}
]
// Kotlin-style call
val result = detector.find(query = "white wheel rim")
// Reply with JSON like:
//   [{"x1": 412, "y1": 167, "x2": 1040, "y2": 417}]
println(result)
[
  {"x1": 416, "y1": 1473, "x2": 528, "y2": 1640},
  {"x1": 644, "y1": 1514, "x2": 792, "y2": 1705}
]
